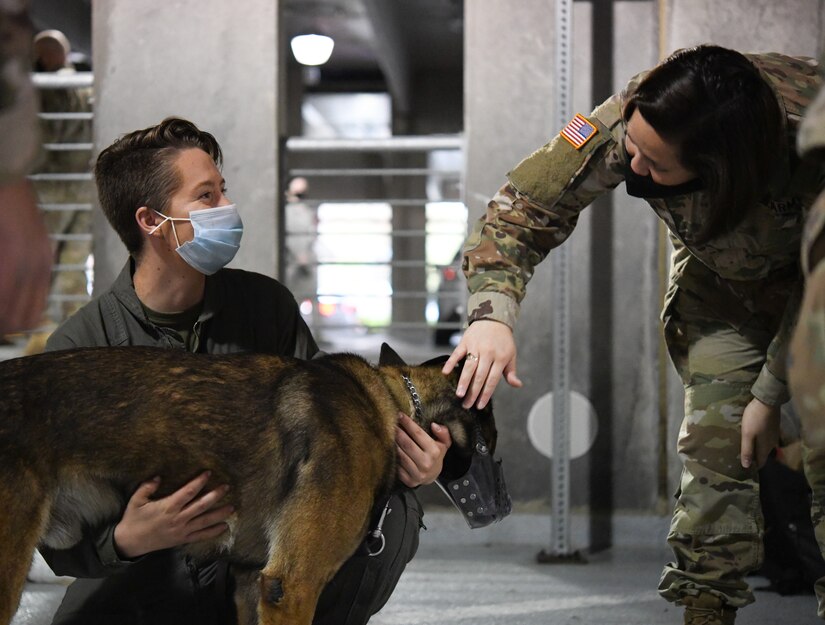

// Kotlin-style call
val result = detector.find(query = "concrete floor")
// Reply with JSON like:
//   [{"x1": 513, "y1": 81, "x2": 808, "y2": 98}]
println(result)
[
  {"x1": 373, "y1": 544, "x2": 820, "y2": 625},
  {"x1": 11, "y1": 512, "x2": 822, "y2": 625}
]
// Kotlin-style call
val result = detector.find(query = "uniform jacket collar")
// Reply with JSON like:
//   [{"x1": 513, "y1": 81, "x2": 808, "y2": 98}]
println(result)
[{"x1": 111, "y1": 258, "x2": 225, "y2": 329}]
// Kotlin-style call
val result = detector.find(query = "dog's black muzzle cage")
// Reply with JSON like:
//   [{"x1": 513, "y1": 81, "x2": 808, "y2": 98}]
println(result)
[
  {"x1": 397, "y1": 362, "x2": 512, "y2": 530},
  {"x1": 436, "y1": 426, "x2": 512, "y2": 529}
]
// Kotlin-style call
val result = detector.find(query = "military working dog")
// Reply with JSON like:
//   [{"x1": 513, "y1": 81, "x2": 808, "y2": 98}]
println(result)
[{"x1": 0, "y1": 345, "x2": 497, "y2": 625}]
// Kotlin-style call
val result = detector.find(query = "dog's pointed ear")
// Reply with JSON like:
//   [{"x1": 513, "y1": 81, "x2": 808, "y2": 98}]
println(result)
[
  {"x1": 379, "y1": 343, "x2": 407, "y2": 366},
  {"x1": 420, "y1": 354, "x2": 450, "y2": 368}
]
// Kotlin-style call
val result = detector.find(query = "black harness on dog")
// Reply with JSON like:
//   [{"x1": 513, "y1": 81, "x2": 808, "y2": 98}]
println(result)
[
  {"x1": 363, "y1": 498, "x2": 392, "y2": 556},
  {"x1": 360, "y1": 375, "x2": 419, "y2": 557}
]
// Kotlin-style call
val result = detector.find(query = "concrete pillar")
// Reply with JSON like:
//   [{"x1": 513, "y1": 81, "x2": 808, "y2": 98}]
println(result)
[
  {"x1": 464, "y1": 0, "x2": 661, "y2": 537},
  {"x1": 666, "y1": 0, "x2": 825, "y2": 58},
  {"x1": 464, "y1": 0, "x2": 555, "y2": 515},
  {"x1": 91, "y1": 0, "x2": 280, "y2": 291}
]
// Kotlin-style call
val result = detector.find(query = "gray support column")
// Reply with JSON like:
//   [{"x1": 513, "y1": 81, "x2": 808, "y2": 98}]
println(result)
[
  {"x1": 464, "y1": 0, "x2": 661, "y2": 524},
  {"x1": 666, "y1": 0, "x2": 824, "y2": 58},
  {"x1": 464, "y1": 0, "x2": 556, "y2": 507},
  {"x1": 91, "y1": 0, "x2": 280, "y2": 291}
]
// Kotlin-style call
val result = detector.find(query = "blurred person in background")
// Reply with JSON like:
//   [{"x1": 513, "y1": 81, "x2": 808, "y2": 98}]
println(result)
[
  {"x1": 27, "y1": 28, "x2": 93, "y2": 347},
  {"x1": 0, "y1": 0, "x2": 54, "y2": 338},
  {"x1": 788, "y1": 53, "x2": 825, "y2": 620}
]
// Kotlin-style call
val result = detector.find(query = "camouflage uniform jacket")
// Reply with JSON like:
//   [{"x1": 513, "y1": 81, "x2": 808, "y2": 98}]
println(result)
[
  {"x1": 0, "y1": 0, "x2": 40, "y2": 184},
  {"x1": 464, "y1": 52, "x2": 823, "y2": 406}
]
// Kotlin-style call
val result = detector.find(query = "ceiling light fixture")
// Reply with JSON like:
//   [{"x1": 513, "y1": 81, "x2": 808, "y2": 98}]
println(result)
[{"x1": 290, "y1": 34, "x2": 335, "y2": 66}]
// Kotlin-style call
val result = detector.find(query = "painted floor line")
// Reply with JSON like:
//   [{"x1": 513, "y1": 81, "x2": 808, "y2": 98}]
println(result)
[{"x1": 373, "y1": 591, "x2": 660, "y2": 624}]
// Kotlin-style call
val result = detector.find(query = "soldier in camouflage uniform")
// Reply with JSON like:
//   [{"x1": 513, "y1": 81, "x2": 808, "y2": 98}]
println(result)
[
  {"x1": 788, "y1": 57, "x2": 825, "y2": 619},
  {"x1": 0, "y1": 0, "x2": 53, "y2": 335},
  {"x1": 442, "y1": 46, "x2": 823, "y2": 624}
]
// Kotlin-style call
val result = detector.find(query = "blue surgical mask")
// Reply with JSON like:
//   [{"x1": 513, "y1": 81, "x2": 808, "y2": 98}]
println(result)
[{"x1": 149, "y1": 204, "x2": 243, "y2": 275}]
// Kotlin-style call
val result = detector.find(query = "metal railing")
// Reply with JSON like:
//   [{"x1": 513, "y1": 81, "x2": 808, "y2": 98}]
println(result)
[
  {"x1": 282, "y1": 135, "x2": 467, "y2": 350},
  {"x1": 29, "y1": 71, "x2": 95, "y2": 326}
]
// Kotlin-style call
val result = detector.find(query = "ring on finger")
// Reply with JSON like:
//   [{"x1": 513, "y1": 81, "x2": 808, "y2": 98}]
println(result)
[{"x1": 466, "y1": 353, "x2": 478, "y2": 362}]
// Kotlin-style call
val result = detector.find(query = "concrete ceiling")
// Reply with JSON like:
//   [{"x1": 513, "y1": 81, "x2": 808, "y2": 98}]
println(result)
[
  {"x1": 29, "y1": 0, "x2": 464, "y2": 106},
  {"x1": 284, "y1": 0, "x2": 463, "y2": 71}
]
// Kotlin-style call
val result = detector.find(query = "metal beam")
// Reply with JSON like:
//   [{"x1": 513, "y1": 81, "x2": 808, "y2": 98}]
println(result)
[{"x1": 361, "y1": 0, "x2": 412, "y2": 112}]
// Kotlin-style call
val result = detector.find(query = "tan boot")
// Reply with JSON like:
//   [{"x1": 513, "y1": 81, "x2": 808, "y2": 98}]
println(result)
[{"x1": 682, "y1": 594, "x2": 736, "y2": 625}]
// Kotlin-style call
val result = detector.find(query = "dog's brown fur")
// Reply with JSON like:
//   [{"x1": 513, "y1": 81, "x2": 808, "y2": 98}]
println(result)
[{"x1": 0, "y1": 345, "x2": 496, "y2": 625}]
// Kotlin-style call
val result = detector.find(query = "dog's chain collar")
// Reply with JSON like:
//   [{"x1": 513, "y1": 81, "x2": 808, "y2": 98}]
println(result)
[
  {"x1": 401, "y1": 374, "x2": 423, "y2": 420},
  {"x1": 364, "y1": 374, "x2": 420, "y2": 558}
]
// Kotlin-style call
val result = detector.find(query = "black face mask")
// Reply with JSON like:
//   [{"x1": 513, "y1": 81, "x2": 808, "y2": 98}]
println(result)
[{"x1": 623, "y1": 157, "x2": 704, "y2": 199}]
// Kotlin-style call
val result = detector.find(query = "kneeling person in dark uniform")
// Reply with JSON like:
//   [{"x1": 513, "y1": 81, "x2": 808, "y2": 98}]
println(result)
[{"x1": 39, "y1": 116, "x2": 452, "y2": 625}]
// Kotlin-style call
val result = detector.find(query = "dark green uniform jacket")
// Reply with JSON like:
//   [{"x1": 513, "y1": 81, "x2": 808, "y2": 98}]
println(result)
[{"x1": 44, "y1": 259, "x2": 318, "y2": 357}]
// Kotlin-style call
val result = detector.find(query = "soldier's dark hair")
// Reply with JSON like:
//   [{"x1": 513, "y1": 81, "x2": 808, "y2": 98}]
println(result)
[
  {"x1": 623, "y1": 45, "x2": 782, "y2": 244},
  {"x1": 94, "y1": 117, "x2": 223, "y2": 256}
]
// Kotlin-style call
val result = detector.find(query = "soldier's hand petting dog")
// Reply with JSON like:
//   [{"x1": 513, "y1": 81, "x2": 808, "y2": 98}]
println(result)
[
  {"x1": 396, "y1": 412, "x2": 452, "y2": 487},
  {"x1": 444, "y1": 319, "x2": 522, "y2": 410},
  {"x1": 113, "y1": 470, "x2": 234, "y2": 560}
]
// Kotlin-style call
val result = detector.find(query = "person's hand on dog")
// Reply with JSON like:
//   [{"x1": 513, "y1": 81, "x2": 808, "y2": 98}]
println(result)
[
  {"x1": 396, "y1": 412, "x2": 452, "y2": 487},
  {"x1": 443, "y1": 319, "x2": 522, "y2": 410},
  {"x1": 114, "y1": 471, "x2": 234, "y2": 560}
]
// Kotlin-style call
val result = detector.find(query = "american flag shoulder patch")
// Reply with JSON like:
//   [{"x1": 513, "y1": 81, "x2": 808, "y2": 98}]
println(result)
[{"x1": 559, "y1": 114, "x2": 598, "y2": 149}]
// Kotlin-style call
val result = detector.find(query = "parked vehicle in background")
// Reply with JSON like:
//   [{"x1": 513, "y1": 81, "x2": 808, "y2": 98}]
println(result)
[{"x1": 434, "y1": 249, "x2": 465, "y2": 346}]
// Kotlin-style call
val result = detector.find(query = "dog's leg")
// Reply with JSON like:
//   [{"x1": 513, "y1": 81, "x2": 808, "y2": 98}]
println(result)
[
  {"x1": 0, "y1": 473, "x2": 49, "y2": 625},
  {"x1": 232, "y1": 567, "x2": 262, "y2": 625},
  {"x1": 257, "y1": 493, "x2": 375, "y2": 625}
]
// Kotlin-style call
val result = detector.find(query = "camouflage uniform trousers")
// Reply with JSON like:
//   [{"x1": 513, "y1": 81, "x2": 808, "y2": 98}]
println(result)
[{"x1": 658, "y1": 284, "x2": 784, "y2": 609}]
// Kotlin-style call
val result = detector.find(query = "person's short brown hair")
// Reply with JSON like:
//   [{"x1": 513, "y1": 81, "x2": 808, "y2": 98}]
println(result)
[{"x1": 94, "y1": 117, "x2": 223, "y2": 256}]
